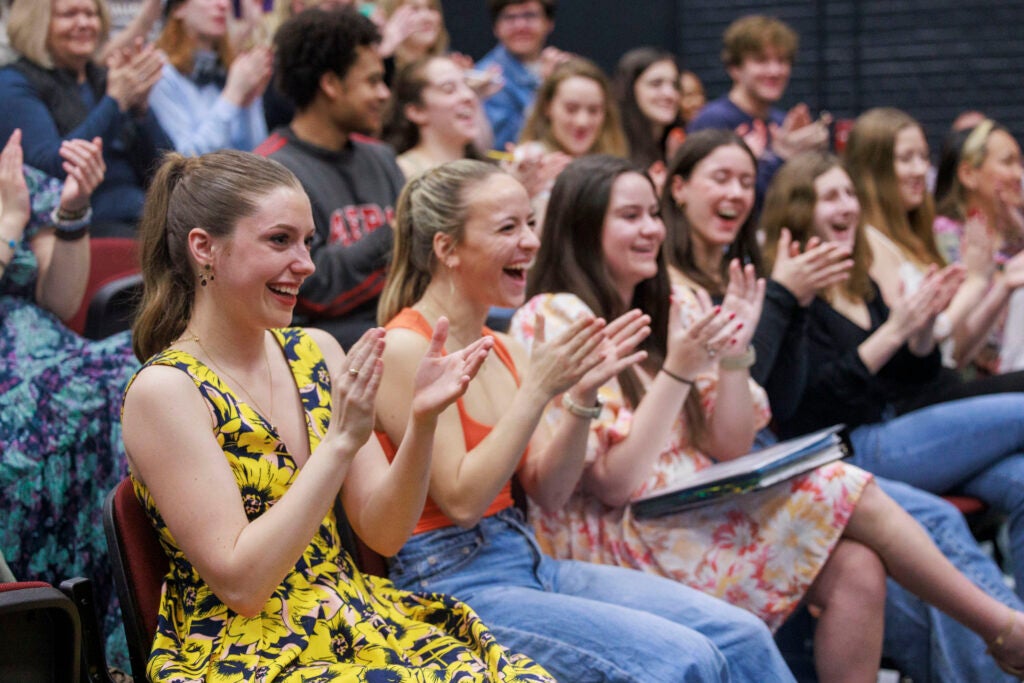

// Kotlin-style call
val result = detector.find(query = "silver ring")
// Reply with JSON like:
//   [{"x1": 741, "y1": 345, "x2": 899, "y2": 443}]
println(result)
[
  {"x1": 706, "y1": 345, "x2": 716, "y2": 359},
  {"x1": 348, "y1": 368, "x2": 360, "y2": 377}
]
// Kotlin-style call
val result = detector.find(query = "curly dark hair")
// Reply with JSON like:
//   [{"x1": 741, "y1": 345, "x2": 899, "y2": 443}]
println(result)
[{"x1": 273, "y1": 7, "x2": 381, "y2": 111}]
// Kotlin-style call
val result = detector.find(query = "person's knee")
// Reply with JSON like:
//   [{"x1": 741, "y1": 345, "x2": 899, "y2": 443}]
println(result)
[{"x1": 811, "y1": 540, "x2": 887, "y2": 615}]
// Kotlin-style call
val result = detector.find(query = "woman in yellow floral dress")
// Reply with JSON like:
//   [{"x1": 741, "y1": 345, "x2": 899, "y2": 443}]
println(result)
[
  {"x1": 511, "y1": 151, "x2": 1024, "y2": 682},
  {"x1": 120, "y1": 149, "x2": 555, "y2": 683}
]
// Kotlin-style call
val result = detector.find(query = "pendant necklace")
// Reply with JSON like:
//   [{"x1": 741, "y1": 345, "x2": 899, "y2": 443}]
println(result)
[{"x1": 179, "y1": 330, "x2": 275, "y2": 426}]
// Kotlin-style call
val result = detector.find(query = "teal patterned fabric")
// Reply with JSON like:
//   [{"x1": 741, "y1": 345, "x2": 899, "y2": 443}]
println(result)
[{"x1": 0, "y1": 165, "x2": 139, "y2": 667}]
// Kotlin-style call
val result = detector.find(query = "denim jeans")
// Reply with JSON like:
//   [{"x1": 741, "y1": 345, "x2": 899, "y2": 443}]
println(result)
[
  {"x1": 849, "y1": 393, "x2": 1024, "y2": 595},
  {"x1": 389, "y1": 507, "x2": 795, "y2": 683},
  {"x1": 877, "y1": 478, "x2": 1022, "y2": 683}
]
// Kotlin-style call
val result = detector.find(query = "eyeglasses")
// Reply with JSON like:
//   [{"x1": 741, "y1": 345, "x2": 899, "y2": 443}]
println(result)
[
  {"x1": 497, "y1": 9, "x2": 545, "y2": 24},
  {"x1": 54, "y1": 8, "x2": 100, "y2": 21}
]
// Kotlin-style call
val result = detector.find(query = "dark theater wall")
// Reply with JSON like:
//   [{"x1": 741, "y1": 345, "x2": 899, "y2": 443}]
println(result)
[{"x1": 445, "y1": 0, "x2": 1024, "y2": 152}]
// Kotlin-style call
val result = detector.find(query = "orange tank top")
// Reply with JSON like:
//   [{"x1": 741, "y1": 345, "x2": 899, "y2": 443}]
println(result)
[{"x1": 377, "y1": 308, "x2": 522, "y2": 534}]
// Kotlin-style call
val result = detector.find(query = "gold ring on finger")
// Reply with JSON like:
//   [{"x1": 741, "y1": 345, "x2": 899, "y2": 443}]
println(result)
[{"x1": 348, "y1": 368, "x2": 359, "y2": 377}]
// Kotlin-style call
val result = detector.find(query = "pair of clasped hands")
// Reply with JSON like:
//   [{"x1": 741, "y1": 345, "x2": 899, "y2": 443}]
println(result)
[{"x1": 104, "y1": 37, "x2": 272, "y2": 115}]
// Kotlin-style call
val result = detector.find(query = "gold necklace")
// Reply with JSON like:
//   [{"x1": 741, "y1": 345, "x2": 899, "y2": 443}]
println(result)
[{"x1": 180, "y1": 330, "x2": 275, "y2": 425}]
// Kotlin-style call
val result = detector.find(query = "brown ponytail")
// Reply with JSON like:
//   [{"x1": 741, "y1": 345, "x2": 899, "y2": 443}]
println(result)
[{"x1": 132, "y1": 150, "x2": 302, "y2": 361}]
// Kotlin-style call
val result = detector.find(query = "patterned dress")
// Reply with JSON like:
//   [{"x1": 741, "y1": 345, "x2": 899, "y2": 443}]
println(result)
[
  {"x1": 132, "y1": 329, "x2": 555, "y2": 682},
  {"x1": 0, "y1": 166, "x2": 138, "y2": 664},
  {"x1": 509, "y1": 292, "x2": 872, "y2": 631}
]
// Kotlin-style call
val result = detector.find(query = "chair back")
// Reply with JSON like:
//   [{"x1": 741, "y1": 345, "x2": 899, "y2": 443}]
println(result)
[
  {"x1": 67, "y1": 237, "x2": 140, "y2": 336},
  {"x1": 0, "y1": 582, "x2": 81, "y2": 683},
  {"x1": 104, "y1": 478, "x2": 168, "y2": 679},
  {"x1": 84, "y1": 272, "x2": 143, "y2": 339}
]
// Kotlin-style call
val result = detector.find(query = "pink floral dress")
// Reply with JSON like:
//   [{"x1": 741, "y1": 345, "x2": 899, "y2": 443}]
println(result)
[{"x1": 509, "y1": 292, "x2": 872, "y2": 631}]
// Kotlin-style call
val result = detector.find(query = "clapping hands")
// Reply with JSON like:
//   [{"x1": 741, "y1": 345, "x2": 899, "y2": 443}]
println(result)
[
  {"x1": 58, "y1": 137, "x2": 105, "y2": 214},
  {"x1": 106, "y1": 38, "x2": 164, "y2": 113},
  {"x1": 0, "y1": 130, "x2": 30, "y2": 240},
  {"x1": 771, "y1": 228, "x2": 853, "y2": 305},
  {"x1": 410, "y1": 316, "x2": 493, "y2": 420},
  {"x1": 720, "y1": 259, "x2": 766, "y2": 353}
]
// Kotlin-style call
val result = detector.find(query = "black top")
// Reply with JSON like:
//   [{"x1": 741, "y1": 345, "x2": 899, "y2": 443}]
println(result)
[
  {"x1": 775, "y1": 282, "x2": 941, "y2": 439},
  {"x1": 750, "y1": 279, "x2": 810, "y2": 423}
]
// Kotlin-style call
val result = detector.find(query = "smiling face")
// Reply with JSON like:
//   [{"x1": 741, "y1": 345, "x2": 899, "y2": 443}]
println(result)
[
  {"x1": 728, "y1": 45, "x2": 791, "y2": 110},
  {"x1": 812, "y1": 165, "x2": 861, "y2": 249},
  {"x1": 210, "y1": 186, "x2": 317, "y2": 329},
  {"x1": 449, "y1": 174, "x2": 539, "y2": 308},
  {"x1": 969, "y1": 129, "x2": 1024, "y2": 210},
  {"x1": 679, "y1": 71, "x2": 706, "y2": 123},
  {"x1": 893, "y1": 124, "x2": 930, "y2": 211},
  {"x1": 634, "y1": 59, "x2": 681, "y2": 128},
  {"x1": 173, "y1": 0, "x2": 230, "y2": 45},
  {"x1": 546, "y1": 75, "x2": 606, "y2": 157},
  {"x1": 493, "y1": 0, "x2": 552, "y2": 61},
  {"x1": 407, "y1": 57, "x2": 479, "y2": 145},
  {"x1": 48, "y1": 0, "x2": 102, "y2": 71},
  {"x1": 672, "y1": 144, "x2": 756, "y2": 250},
  {"x1": 601, "y1": 172, "x2": 665, "y2": 303},
  {"x1": 330, "y1": 45, "x2": 391, "y2": 136}
]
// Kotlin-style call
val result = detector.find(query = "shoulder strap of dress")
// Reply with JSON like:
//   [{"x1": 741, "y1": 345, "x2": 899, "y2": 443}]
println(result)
[
  {"x1": 865, "y1": 224, "x2": 907, "y2": 262},
  {"x1": 386, "y1": 308, "x2": 520, "y2": 385}
]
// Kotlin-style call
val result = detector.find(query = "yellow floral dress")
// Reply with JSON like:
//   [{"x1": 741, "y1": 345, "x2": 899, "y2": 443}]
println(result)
[
  {"x1": 510, "y1": 293, "x2": 872, "y2": 632},
  {"x1": 131, "y1": 328, "x2": 555, "y2": 683}
]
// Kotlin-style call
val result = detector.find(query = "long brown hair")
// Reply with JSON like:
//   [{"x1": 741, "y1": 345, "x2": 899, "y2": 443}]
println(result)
[
  {"x1": 527, "y1": 154, "x2": 707, "y2": 442},
  {"x1": 844, "y1": 107, "x2": 943, "y2": 267},
  {"x1": 378, "y1": 160, "x2": 504, "y2": 324},
  {"x1": 519, "y1": 58, "x2": 628, "y2": 158},
  {"x1": 133, "y1": 150, "x2": 302, "y2": 361},
  {"x1": 660, "y1": 129, "x2": 762, "y2": 296},
  {"x1": 760, "y1": 152, "x2": 874, "y2": 303}
]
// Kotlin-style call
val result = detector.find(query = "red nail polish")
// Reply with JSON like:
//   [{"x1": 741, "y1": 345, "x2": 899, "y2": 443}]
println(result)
[
  {"x1": 728, "y1": 312, "x2": 736, "y2": 320},
  {"x1": 731, "y1": 339, "x2": 738, "y2": 345},
  {"x1": 736, "y1": 322, "x2": 744, "y2": 329}
]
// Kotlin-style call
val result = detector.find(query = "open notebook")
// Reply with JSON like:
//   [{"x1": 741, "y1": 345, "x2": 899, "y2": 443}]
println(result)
[{"x1": 631, "y1": 425, "x2": 847, "y2": 520}]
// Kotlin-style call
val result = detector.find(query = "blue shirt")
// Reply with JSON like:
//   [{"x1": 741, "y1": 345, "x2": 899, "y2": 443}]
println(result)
[
  {"x1": 0, "y1": 63, "x2": 172, "y2": 225},
  {"x1": 149, "y1": 59, "x2": 267, "y2": 155},
  {"x1": 478, "y1": 44, "x2": 541, "y2": 150}
]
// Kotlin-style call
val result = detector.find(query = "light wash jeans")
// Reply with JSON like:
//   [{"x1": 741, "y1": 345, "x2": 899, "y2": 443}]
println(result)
[
  {"x1": 877, "y1": 478, "x2": 1021, "y2": 683},
  {"x1": 389, "y1": 507, "x2": 795, "y2": 683},
  {"x1": 849, "y1": 394, "x2": 1024, "y2": 596}
]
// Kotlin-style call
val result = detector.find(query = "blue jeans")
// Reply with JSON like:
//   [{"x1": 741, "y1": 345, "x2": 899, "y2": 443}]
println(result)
[
  {"x1": 849, "y1": 394, "x2": 1024, "y2": 595},
  {"x1": 389, "y1": 507, "x2": 795, "y2": 683},
  {"x1": 877, "y1": 478, "x2": 1022, "y2": 683}
]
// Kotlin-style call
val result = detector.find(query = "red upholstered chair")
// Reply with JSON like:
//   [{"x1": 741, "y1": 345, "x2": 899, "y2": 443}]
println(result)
[
  {"x1": 103, "y1": 478, "x2": 168, "y2": 679},
  {"x1": 0, "y1": 581, "x2": 81, "y2": 683},
  {"x1": 66, "y1": 238, "x2": 140, "y2": 338}
]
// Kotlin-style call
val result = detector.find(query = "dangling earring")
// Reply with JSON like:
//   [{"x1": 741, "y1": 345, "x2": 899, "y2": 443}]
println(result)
[{"x1": 199, "y1": 263, "x2": 214, "y2": 287}]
